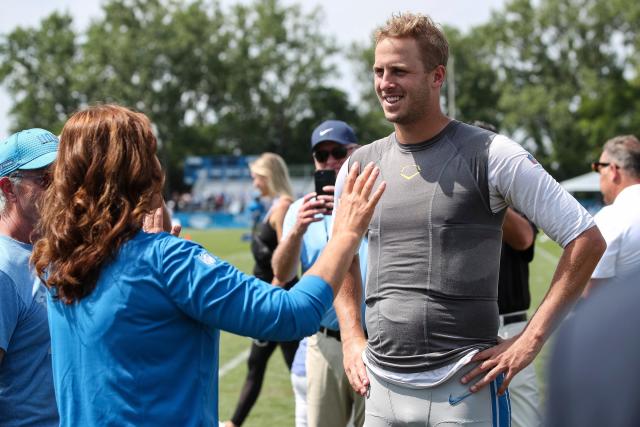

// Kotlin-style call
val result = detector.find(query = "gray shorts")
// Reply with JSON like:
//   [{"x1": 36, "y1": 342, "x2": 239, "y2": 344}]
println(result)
[{"x1": 365, "y1": 363, "x2": 511, "y2": 426}]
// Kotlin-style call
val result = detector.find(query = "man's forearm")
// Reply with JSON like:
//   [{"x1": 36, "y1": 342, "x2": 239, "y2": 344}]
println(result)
[
  {"x1": 335, "y1": 257, "x2": 365, "y2": 341},
  {"x1": 335, "y1": 257, "x2": 370, "y2": 396},
  {"x1": 522, "y1": 226, "x2": 606, "y2": 345},
  {"x1": 272, "y1": 228, "x2": 304, "y2": 283}
]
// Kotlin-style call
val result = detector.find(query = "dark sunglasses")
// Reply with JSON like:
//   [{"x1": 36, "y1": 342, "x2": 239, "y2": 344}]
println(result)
[
  {"x1": 591, "y1": 161, "x2": 614, "y2": 173},
  {"x1": 9, "y1": 170, "x2": 52, "y2": 187},
  {"x1": 312, "y1": 146, "x2": 348, "y2": 163}
]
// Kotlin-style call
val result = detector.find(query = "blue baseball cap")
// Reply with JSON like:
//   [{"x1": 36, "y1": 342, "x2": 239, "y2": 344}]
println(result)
[
  {"x1": 310, "y1": 120, "x2": 357, "y2": 149},
  {"x1": 0, "y1": 128, "x2": 59, "y2": 177}
]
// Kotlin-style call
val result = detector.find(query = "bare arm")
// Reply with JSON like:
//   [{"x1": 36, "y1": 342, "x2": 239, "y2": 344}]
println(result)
[
  {"x1": 271, "y1": 228, "x2": 304, "y2": 284},
  {"x1": 502, "y1": 207, "x2": 534, "y2": 250},
  {"x1": 269, "y1": 197, "x2": 292, "y2": 243},
  {"x1": 463, "y1": 225, "x2": 606, "y2": 394},
  {"x1": 335, "y1": 256, "x2": 369, "y2": 395},
  {"x1": 269, "y1": 197, "x2": 293, "y2": 288}
]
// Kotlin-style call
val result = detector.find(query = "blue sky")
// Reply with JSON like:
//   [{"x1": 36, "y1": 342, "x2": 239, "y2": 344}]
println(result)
[{"x1": 0, "y1": 0, "x2": 507, "y2": 137}]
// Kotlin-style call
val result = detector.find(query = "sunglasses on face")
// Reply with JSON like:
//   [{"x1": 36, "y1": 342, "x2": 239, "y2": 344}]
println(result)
[
  {"x1": 591, "y1": 161, "x2": 614, "y2": 173},
  {"x1": 312, "y1": 146, "x2": 348, "y2": 163},
  {"x1": 9, "y1": 170, "x2": 52, "y2": 187}
]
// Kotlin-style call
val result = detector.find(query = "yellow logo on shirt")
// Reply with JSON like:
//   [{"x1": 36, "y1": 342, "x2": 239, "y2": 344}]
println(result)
[{"x1": 400, "y1": 164, "x2": 421, "y2": 180}]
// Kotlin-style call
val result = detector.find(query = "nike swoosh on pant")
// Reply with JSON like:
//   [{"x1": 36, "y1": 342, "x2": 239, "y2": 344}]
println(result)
[{"x1": 448, "y1": 390, "x2": 473, "y2": 406}]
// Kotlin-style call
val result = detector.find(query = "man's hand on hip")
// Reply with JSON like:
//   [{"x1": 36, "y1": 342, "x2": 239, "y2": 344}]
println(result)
[
  {"x1": 461, "y1": 334, "x2": 541, "y2": 395},
  {"x1": 342, "y1": 336, "x2": 369, "y2": 396}
]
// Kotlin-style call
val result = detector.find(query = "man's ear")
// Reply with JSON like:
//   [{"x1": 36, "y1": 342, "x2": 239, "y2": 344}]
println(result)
[
  {"x1": 611, "y1": 164, "x2": 623, "y2": 183},
  {"x1": 431, "y1": 64, "x2": 447, "y2": 88},
  {"x1": 0, "y1": 177, "x2": 16, "y2": 201}
]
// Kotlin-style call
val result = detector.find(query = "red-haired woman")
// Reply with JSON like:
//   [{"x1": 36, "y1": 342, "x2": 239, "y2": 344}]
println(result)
[{"x1": 31, "y1": 104, "x2": 384, "y2": 427}]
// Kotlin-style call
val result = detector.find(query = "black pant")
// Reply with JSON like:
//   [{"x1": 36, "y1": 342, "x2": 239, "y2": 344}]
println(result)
[{"x1": 230, "y1": 339, "x2": 299, "y2": 426}]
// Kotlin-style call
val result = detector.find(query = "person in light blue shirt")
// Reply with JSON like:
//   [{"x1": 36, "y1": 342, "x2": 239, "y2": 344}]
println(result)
[
  {"x1": 272, "y1": 120, "x2": 367, "y2": 427},
  {"x1": 0, "y1": 128, "x2": 59, "y2": 427},
  {"x1": 30, "y1": 105, "x2": 384, "y2": 427}
]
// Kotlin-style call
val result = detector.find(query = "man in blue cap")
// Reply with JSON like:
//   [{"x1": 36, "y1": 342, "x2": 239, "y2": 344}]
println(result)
[
  {"x1": 272, "y1": 120, "x2": 366, "y2": 427},
  {"x1": 0, "y1": 128, "x2": 59, "y2": 426}
]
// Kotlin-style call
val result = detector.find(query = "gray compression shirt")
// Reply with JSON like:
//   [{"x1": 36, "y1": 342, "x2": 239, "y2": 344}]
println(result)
[{"x1": 349, "y1": 121, "x2": 505, "y2": 373}]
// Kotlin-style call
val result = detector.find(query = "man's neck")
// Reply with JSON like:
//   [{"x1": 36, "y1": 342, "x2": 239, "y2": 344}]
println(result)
[
  {"x1": 0, "y1": 214, "x2": 33, "y2": 244},
  {"x1": 393, "y1": 112, "x2": 452, "y2": 145}
]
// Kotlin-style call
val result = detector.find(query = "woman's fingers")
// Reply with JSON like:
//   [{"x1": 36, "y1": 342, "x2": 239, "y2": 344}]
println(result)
[
  {"x1": 366, "y1": 181, "x2": 386, "y2": 211},
  {"x1": 170, "y1": 224, "x2": 182, "y2": 237},
  {"x1": 142, "y1": 206, "x2": 164, "y2": 233},
  {"x1": 360, "y1": 165, "x2": 380, "y2": 199},
  {"x1": 352, "y1": 162, "x2": 375, "y2": 196},
  {"x1": 343, "y1": 161, "x2": 359, "y2": 195}
]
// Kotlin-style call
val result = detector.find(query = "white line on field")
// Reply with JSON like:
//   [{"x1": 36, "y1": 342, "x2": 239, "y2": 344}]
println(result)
[
  {"x1": 219, "y1": 349, "x2": 250, "y2": 378},
  {"x1": 537, "y1": 246, "x2": 559, "y2": 264}
]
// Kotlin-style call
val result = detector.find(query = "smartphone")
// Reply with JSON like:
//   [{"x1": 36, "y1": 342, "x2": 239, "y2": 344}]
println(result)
[{"x1": 314, "y1": 169, "x2": 336, "y2": 196}]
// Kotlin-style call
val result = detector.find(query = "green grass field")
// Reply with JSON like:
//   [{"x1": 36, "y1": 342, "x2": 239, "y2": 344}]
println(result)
[{"x1": 186, "y1": 228, "x2": 563, "y2": 426}]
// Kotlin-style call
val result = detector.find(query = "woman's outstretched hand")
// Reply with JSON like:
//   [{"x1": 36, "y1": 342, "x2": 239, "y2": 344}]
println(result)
[{"x1": 332, "y1": 161, "x2": 385, "y2": 240}]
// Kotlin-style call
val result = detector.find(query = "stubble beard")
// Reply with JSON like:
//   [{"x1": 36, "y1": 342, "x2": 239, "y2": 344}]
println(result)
[{"x1": 379, "y1": 88, "x2": 430, "y2": 126}]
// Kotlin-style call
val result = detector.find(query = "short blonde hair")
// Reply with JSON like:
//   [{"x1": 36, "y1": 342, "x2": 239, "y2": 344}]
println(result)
[
  {"x1": 249, "y1": 153, "x2": 293, "y2": 199},
  {"x1": 375, "y1": 12, "x2": 449, "y2": 71}
]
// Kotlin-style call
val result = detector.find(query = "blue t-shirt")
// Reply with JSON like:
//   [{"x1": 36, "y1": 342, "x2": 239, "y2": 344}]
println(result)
[
  {"x1": 0, "y1": 236, "x2": 58, "y2": 427},
  {"x1": 47, "y1": 231, "x2": 333, "y2": 426},
  {"x1": 282, "y1": 198, "x2": 368, "y2": 331}
]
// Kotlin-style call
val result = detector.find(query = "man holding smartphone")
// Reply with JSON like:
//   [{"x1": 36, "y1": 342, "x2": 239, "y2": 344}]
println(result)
[{"x1": 272, "y1": 120, "x2": 365, "y2": 427}]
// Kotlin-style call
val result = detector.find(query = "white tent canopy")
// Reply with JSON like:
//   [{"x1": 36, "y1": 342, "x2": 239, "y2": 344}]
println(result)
[{"x1": 560, "y1": 172, "x2": 600, "y2": 193}]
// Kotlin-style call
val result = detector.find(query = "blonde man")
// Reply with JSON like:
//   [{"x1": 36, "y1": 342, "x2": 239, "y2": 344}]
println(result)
[{"x1": 334, "y1": 13, "x2": 605, "y2": 426}]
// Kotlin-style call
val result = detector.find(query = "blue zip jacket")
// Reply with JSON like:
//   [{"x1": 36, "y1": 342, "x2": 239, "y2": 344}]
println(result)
[{"x1": 47, "y1": 231, "x2": 333, "y2": 426}]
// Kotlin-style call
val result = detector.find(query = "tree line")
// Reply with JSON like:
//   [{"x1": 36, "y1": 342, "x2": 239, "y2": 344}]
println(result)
[{"x1": 1, "y1": 0, "x2": 638, "y2": 189}]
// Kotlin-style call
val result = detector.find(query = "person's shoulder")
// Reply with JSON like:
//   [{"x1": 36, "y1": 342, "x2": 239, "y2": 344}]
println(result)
[
  {"x1": 0, "y1": 237, "x2": 32, "y2": 291},
  {"x1": 486, "y1": 133, "x2": 534, "y2": 166},
  {"x1": 369, "y1": 134, "x2": 394, "y2": 151},
  {"x1": 351, "y1": 133, "x2": 394, "y2": 163},
  {"x1": 274, "y1": 195, "x2": 293, "y2": 211},
  {"x1": 593, "y1": 204, "x2": 621, "y2": 228},
  {"x1": 368, "y1": 133, "x2": 394, "y2": 146},
  {"x1": 0, "y1": 237, "x2": 30, "y2": 267},
  {"x1": 594, "y1": 204, "x2": 614, "y2": 219},
  {"x1": 270, "y1": 196, "x2": 293, "y2": 221},
  {"x1": 447, "y1": 121, "x2": 501, "y2": 159},
  {"x1": 128, "y1": 230, "x2": 200, "y2": 259},
  {"x1": 450, "y1": 121, "x2": 496, "y2": 143},
  {"x1": 595, "y1": 199, "x2": 640, "y2": 234}
]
